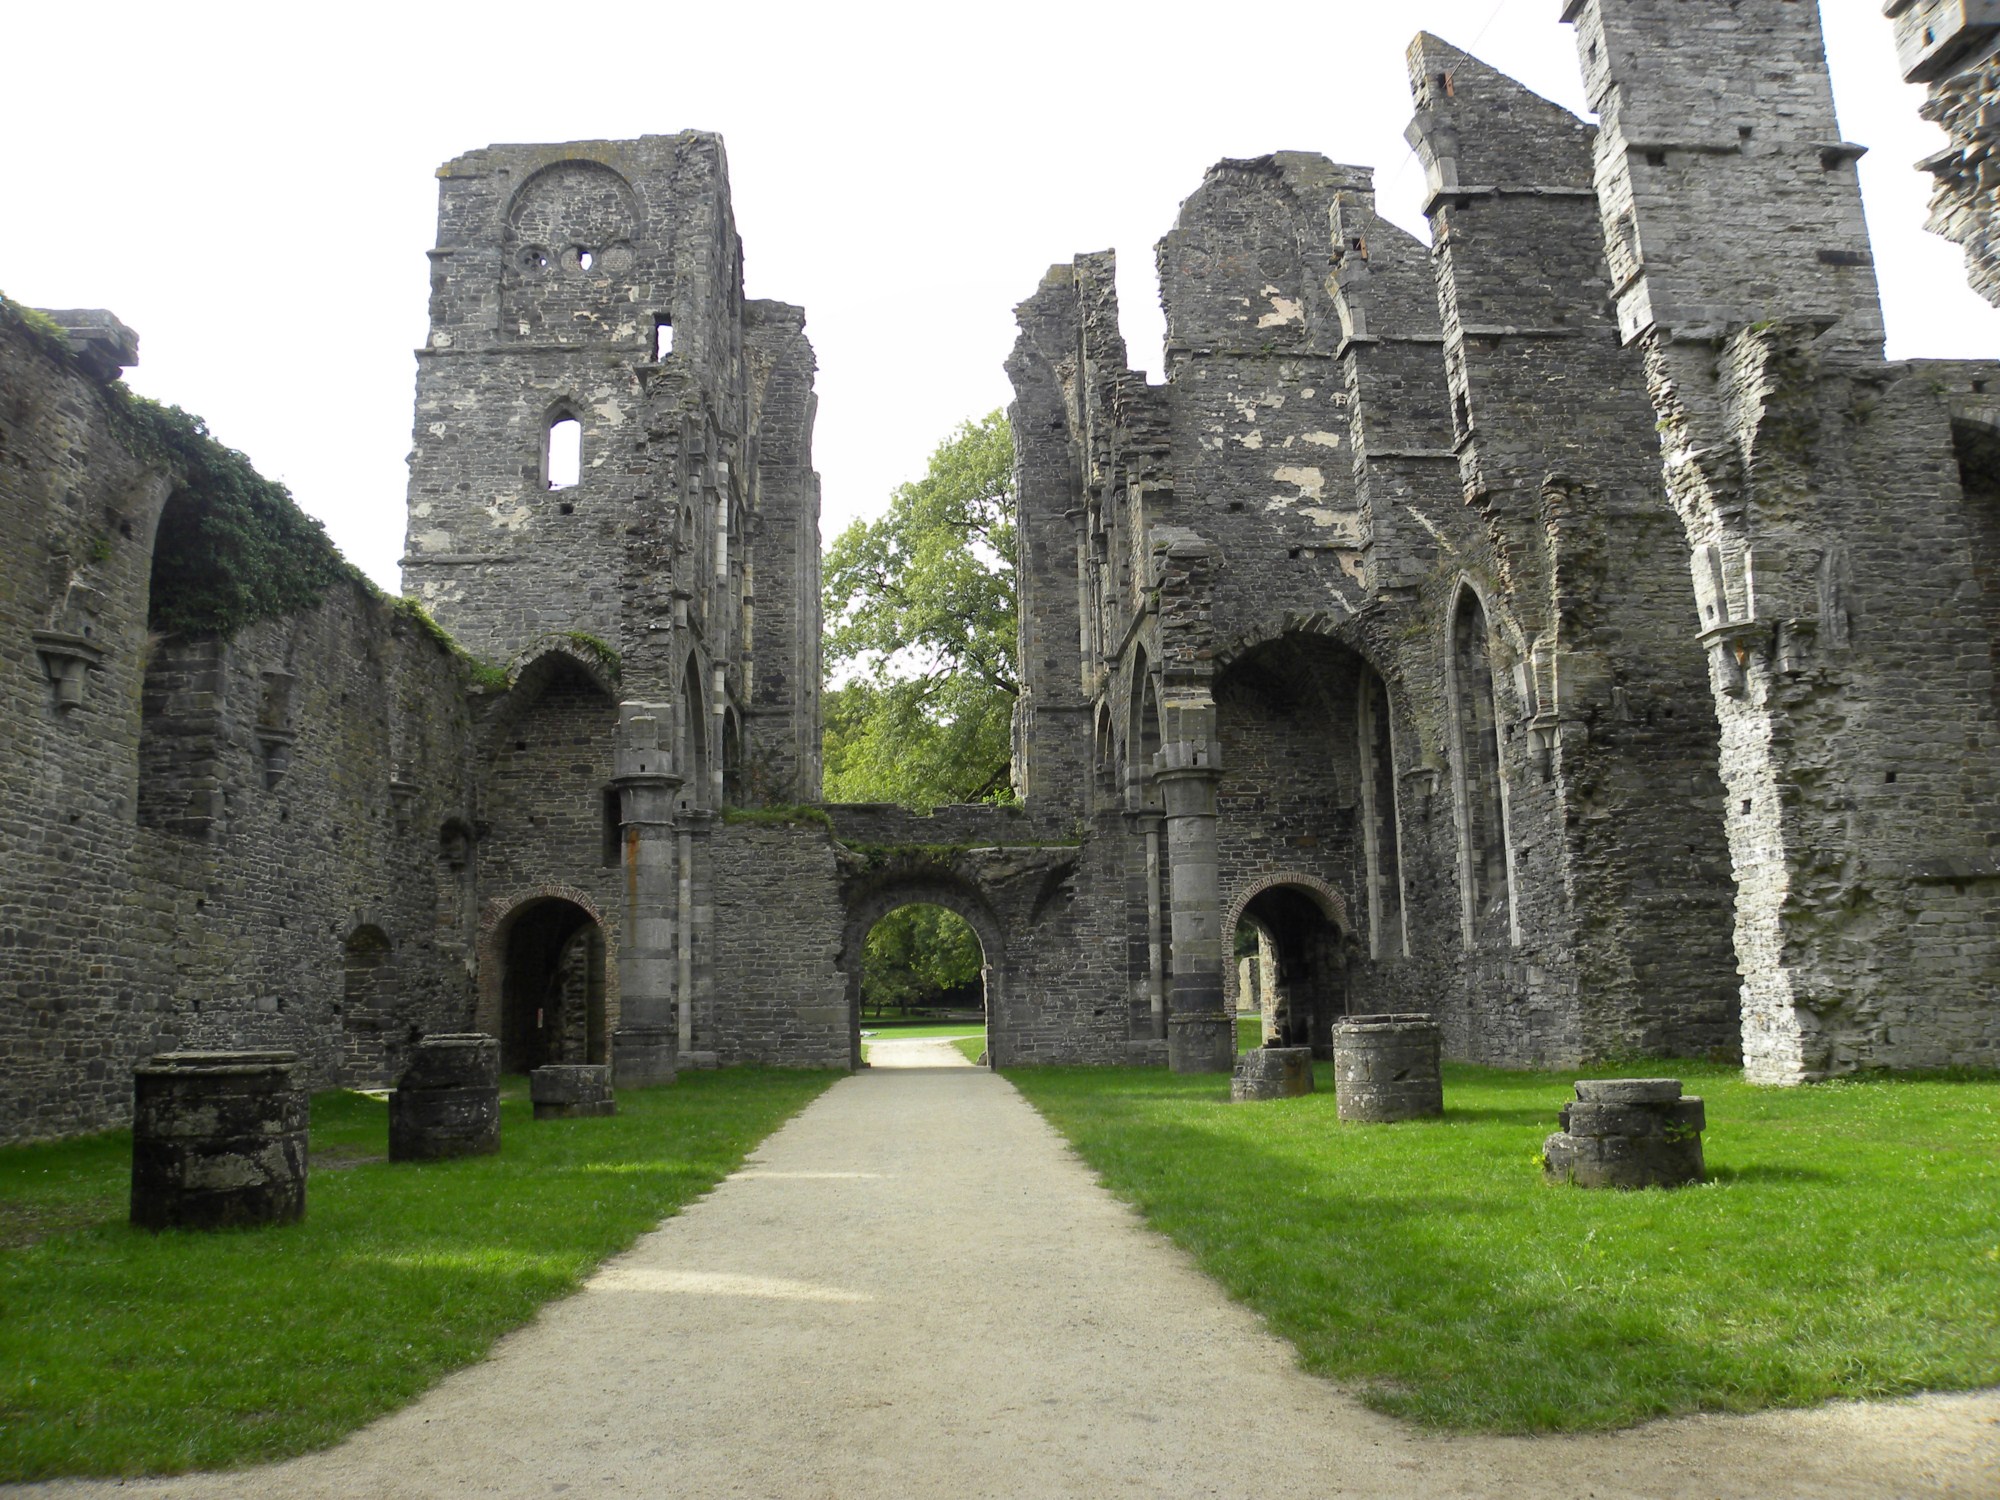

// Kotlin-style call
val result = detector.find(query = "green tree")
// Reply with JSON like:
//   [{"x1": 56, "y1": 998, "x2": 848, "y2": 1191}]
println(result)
[
  {"x1": 822, "y1": 410, "x2": 1015, "y2": 810},
  {"x1": 825, "y1": 411, "x2": 1015, "y2": 1014},
  {"x1": 859, "y1": 904, "x2": 984, "y2": 1018}
]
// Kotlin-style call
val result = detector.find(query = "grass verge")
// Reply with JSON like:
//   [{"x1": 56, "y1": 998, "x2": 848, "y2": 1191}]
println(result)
[
  {"x1": 0, "y1": 1067, "x2": 836, "y2": 1479},
  {"x1": 1005, "y1": 1059, "x2": 2000, "y2": 1432},
  {"x1": 953, "y1": 1037, "x2": 987, "y2": 1066},
  {"x1": 860, "y1": 1022, "x2": 986, "y2": 1041}
]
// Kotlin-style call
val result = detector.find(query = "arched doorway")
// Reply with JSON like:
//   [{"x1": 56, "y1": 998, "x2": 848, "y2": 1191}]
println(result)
[
  {"x1": 840, "y1": 875, "x2": 1006, "y2": 1069},
  {"x1": 498, "y1": 897, "x2": 607, "y2": 1073},
  {"x1": 1227, "y1": 880, "x2": 1349, "y2": 1057}
]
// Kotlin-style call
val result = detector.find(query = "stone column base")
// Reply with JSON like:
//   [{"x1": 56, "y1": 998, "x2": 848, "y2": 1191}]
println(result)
[
  {"x1": 1167, "y1": 1013, "x2": 1234, "y2": 1074},
  {"x1": 613, "y1": 1026, "x2": 679, "y2": 1089}
]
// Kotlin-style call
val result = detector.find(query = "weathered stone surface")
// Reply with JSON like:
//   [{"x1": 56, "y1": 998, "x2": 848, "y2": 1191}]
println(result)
[
  {"x1": 389, "y1": 1034, "x2": 501, "y2": 1160},
  {"x1": 10, "y1": 0, "x2": 2000, "y2": 1152},
  {"x1": 1230, "y1": 1046, "x2": 1314, "y2": 1101},
  {"x1": 1544, "y1": 1077, "x2": 1704, "y2": 1189},
  {"x1": 530, "y1": 1063, "x2": 616, "y2": 1119},
  {"x1": 401, "y1": 1033, "x2": 499, "y2": 1091},
  {"x1": 1571, "y1": 1078, "x2": 1684, "y2": 1105},
  {"x1": 1332, "y1": 1015, "x2": 1443, "y2": 1123},
  {"x1": 130, "y1": 1051, "x2": 307, "y2": 1230}
]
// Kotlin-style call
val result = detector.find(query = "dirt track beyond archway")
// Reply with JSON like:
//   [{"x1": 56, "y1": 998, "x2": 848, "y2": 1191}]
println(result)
[{"x1": 20, "y1": 1043, "x2": 1997, "y2": 1498}]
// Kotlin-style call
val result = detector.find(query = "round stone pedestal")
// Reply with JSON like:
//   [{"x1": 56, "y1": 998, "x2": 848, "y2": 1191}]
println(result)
[
  {"x1": 1542, "y1": 1078, "x2": 1705, "y2": 1188},
  {"x1": 530, "y1": 1064, "x2": 616, "y2": 1119},
  {"x1": 1332, "y1": 1013, "x2": 1444, "y2": 1122},
  {"x1": 389, "y1": 1033, "x2": 500, "y2": 1161},
  {"x1": 131, "y1": 1050, "x2": 308, "y2": 1230},
  {"x1": 1230, "y1": 1047, "x2": 1314, "y2": 1101}
]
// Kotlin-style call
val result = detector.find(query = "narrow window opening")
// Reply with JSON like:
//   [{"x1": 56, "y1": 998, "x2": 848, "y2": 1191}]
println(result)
[
  {"x1": 558, "y1": 501, "x2": 575, "y2": 516},
  {"x1": 1451, "y1": 590, "x2": 1511, "y2": 948},
  {"x1": 577, "y1": 248, "x2": 595, "y2": 271},
  {"x1": 654, "y1": 317, "x2": 674, "y2": 361},
  {"x1": 602, "y1": 789, "x2": 623, "y2": 867},
  {"x1": 546, "y1": 416, "x2": 581, "y2": 490}
]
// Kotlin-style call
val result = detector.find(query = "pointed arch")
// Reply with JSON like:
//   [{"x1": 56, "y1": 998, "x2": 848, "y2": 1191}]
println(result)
[
  {"x1": 1093, "y1": 702, "x2": 1117, "y2": 804},
  {"x1": 679, "y1": 652, "x2": 711, "y2": 807},
  {"x1": 1126, "y1": 646, "x2": 1164, "y2": 812},
  {"x1": 721, "y1": 704, "x2": 744, "y2": 807},
  {"x1": 1447, "y1": 582, "x2": 1515, "y2": 949}
]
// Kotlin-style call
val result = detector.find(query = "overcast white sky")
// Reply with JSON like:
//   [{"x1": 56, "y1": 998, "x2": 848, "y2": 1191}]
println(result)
[{"x1": 6, "y1": 1, "x2": 1995, "y2": 589}]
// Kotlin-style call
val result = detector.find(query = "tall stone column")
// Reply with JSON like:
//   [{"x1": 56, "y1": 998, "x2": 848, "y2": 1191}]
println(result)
[
  {"x1": 1138, "y1": 811, "x2": 1166, "y2": 1041},
  {"x1": 1159, "y1": 762, "x2": 1230, "y2": 1072},
  {"x1": 612, "y1": 705, "x2": 680, "y2": 1088},
  {"x1": 675, "y1": 806, "x2": 718, "y2": 1065}
]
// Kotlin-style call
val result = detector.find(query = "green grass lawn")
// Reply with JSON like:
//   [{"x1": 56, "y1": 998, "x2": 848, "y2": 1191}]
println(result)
[
  {"x1": 0, "y1": 1068, "x2": 836, "y2": 1480},
  {"x1": 953, "y1": 1037, "x2": 986, "y2": 1066},
  {"x1": 1236, "y1": 1014, "x2": 1262, "y2": 1051},
  {"x1": 860, "y1": 1022, "x2": 986, "y2": 1040},
  {"x1": 1005, "y1": 1059, "x2": 2000, "y2": 1433}
]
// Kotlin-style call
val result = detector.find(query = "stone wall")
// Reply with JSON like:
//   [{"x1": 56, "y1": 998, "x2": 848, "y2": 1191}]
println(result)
[
  {"x1": 1568, "y1": 0, "x2": 2000, "y2": 1079},
  {"x1": 2, "y1": 308, "x2": 172, "y2": 1139},
  {"x1": 1885, "y1": 0, "x2": 2000, "y2": 307},
  {"x1": 0, "y1": 305, "x2": 485, "y2": 1138},
  {"x1": 130, "y1": 584, "x2": 480, "y2": 1091}
]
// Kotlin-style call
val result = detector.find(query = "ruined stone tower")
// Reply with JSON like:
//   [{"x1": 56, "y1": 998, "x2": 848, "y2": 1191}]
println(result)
[
  {"x1": 397, "y1": 135, "x2": 825, "y2": 1086},
  {"x1": 402, "y1": 134, "x2": 822, "y2": 802}
]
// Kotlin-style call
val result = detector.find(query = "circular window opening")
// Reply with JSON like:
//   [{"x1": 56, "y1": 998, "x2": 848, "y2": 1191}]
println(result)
[{"x1": 519, "y1": 245, "x2": 551, "y2": 272}]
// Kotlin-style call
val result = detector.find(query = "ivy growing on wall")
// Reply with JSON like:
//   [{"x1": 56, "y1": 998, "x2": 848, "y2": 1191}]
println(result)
[{"x1": 126, "y1": 399, "x2": 358, "y2": 637}]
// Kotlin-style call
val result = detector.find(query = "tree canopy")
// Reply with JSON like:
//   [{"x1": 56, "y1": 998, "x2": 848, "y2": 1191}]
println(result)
[
  {"x1": 822, "y1": 410, "x2": 1015, "y2": 811},
  {"x1": 823, "y1": 411, "x2": 1015, "y2": 1014}
]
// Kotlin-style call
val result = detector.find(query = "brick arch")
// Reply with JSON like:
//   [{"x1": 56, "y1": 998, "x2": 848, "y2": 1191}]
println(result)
[
  {"x1": 1210, "y1": 614, "x2": 1385, "y2": 679},
  {"x1": 1448, "y1": 573, "x2": 1533, "y2": 670},
  {"x1": 475, "y1": 883, "x2": 619, "y2": 1041},
  {"x1": 478, "y1": 638, "x2": 620, "y2": 759},
  {"x1": 1222, "y1": 870, "x2": 1350, "y2": 943},
  {"x1": 838, "y1": 867, "x2": 1009, "y2": 1067},
  {"x1": 505, "y1": 159, "x2": 643, "y2": 245},
  {"x1": 503, "y1": 634, "x2": 620, "y2": 697},
  {"x1": 1222, "y1": 871, "x2": 1354, "y2": 1049}
]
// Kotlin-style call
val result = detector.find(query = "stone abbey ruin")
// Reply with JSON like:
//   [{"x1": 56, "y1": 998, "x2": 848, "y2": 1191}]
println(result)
[{"x1": 6, "y1": 0, "x2": 2000, "y2": 1143}]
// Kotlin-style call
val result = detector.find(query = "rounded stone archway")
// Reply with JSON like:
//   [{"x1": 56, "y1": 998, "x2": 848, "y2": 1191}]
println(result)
[
  {"x1": 1222, "y1": 873, "x2": 1352, "y2": 1057},
  {"x1": 838, "y1": 870, "x2": 1008, "y2": 1070},
  {"x1": 477, "y1": 886, "x2": 619, "y2": 1071}
]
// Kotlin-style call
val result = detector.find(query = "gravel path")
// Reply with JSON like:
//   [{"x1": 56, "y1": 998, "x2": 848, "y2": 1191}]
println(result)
[{"x1": 17, "y1": 1037, "x2": 1997, "y2": 1498}]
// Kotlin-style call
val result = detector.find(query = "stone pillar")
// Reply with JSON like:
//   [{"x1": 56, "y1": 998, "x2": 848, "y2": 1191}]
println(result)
[
  {"x1": 1159, "y1": 763, "x2": 1231, "y2": 1073},
  {"x1": 1230, "y1": 1047, "x2": 1314, "y2": 1102},
  {"x1": 676, "y1": 822, "x2": 694, "y2": 1058},
  {"x1": 1543, "y1": 1078, "x2": 1705, "y2": 1189},
  {"x1": 530, "y1": 1064, "x2": 617, "y2": 1119},
  {"x1": 131, "y1": 1050, "x2": 308, "y2": 1230},
  {"x1": 1332, "y1": 1013, "x2": 1444, "y2": 1122},
  {"x1": 1140, "y1": 811, "x2": 1166, "y2": 1041},
  {"x1": 612, "y1": 705, "x2": 680, "y2": 1088},
  {"x1": 681, "y1": 807, "x2": 719, "y2": 1069},
  {"x1": 389, "y1": 1033, "x2": 500, "y2": 1161}
]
